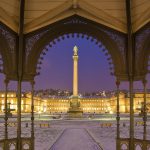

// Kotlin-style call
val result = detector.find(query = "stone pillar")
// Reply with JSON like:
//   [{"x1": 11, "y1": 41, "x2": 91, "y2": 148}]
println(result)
[{"x1": 73, "y1": 46, "x2": 78, "y2": 97}]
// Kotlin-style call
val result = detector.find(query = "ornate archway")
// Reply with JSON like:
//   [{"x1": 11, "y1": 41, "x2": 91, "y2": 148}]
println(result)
[{"x1": 24, "y1": 15, "x2": 127, "y2": 81}]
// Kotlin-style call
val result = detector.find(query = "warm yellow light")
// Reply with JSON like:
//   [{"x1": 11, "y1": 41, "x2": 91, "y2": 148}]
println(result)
[
  {"x1": 1, "y1": 105, "x2": 4, "y2": 111},
  {"x1": 110, "y1": 111, "x2": 113, "y2": 114},
  {"x1": 2, "y1": 100, "x2": 4, "y2": 104},
  {"x1": 11, "y1": 100, "x2": 13, "y2": 104},
  {"x1": 108, "y1": 107, "x2": 111, "y2": 110}
]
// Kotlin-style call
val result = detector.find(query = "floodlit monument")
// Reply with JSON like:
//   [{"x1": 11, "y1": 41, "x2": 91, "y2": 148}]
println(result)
[{"x1": 68, "y1": 46, "x2": 83, "y2": 118}]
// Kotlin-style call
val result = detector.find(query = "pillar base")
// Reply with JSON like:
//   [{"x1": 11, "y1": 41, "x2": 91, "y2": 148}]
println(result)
[
  {"x1": 68, "y1": 96, "x2": 83, "y2": 118},
  {"x1": 68, "y1": 108, "x2": 83, "y2": 118}
]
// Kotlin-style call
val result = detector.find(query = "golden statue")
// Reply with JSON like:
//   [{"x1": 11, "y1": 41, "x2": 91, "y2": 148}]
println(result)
[{"x1": 73, "y1": 45, "x2": 78, "y2": 55}]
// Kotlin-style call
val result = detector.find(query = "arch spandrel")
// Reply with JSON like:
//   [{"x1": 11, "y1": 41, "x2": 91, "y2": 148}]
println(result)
[
  {"x1": 24, "y1": 15, "x2": 127, "y2": 81},
  {"x1": 0, "y1": 33, "x2": 17, "y2": 80},
  {"x1": 135, "y1": 24, "x2": 150, "y2": 80}
]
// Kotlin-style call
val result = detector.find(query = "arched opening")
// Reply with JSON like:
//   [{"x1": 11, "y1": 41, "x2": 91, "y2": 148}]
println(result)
[
  {"x1": 25, "y1": 16, "x2": 126, "y2": 81},
  {"x1": 135, "y1": 144, "x2": 142, "y2": 150},
  {"x1": 24, "y1": 33, "x2": 127, "y2": 150},
  {"x1": 121, "y1": 143, "x2": 128, "y2": 150},
  {"x1": 34, "y1": 33, "x2": 116, "y2": 92}
]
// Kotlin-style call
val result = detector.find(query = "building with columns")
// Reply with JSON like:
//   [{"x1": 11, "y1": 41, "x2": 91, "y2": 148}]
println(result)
[{"x1": 0, "y1": 91, "x2": 150, "y2": 114}]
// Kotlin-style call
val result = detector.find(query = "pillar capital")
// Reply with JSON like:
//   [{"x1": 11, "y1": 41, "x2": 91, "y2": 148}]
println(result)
[{"x1": 73, "y1": 55, "x2": 78, "y2": 60}]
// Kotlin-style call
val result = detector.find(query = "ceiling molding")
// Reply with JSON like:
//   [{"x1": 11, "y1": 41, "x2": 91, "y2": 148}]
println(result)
[{"x1": 24, "y1": 0, "x2": 127, "y2": 34}]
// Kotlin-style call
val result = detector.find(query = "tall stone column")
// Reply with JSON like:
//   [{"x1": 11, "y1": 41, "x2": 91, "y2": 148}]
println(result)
[
  {"x1": 73, "y1": 46, "x2": 78, "y2": 97},
  {"x1": 68, "y1": 46, "x2": 83, "y2": 118}
]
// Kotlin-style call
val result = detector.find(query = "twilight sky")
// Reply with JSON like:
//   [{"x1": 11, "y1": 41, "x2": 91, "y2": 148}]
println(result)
[{"x1": 0, "y1": 35, "x2": 149, "y2": 92}]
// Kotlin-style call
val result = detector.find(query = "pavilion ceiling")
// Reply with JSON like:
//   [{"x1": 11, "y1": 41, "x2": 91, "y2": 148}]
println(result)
[{"x1": 0, "y1": 0, "x2": 149, "y2": 34}]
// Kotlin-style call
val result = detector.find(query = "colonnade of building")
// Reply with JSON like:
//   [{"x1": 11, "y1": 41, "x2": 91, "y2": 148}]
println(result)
[{"x1": 0, "y1": 91, "x2": 150, "y2": 114}]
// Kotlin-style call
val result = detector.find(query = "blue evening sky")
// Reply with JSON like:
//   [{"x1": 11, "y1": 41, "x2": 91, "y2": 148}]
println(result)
[{"x1": 0, "y1": 35, "x2": 149, "y2": 92}]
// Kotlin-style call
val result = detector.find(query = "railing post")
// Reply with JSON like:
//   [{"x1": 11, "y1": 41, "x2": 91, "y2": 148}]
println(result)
[
  {"x1": 116, "y1": 80, "x2": 120, "y2": 150},
  {"x1": 31, "y1": 80, "x2": 35, "y2": 150}
]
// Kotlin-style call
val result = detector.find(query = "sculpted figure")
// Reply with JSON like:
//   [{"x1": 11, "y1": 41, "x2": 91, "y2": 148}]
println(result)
[{"x1": 73, "y1": 45, "x2": 78, "y2": 55}]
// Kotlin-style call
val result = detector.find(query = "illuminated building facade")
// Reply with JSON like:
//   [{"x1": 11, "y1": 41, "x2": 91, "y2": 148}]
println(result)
[{"x1": 0, "y1": 91, "x2": 150, "y2": 114}]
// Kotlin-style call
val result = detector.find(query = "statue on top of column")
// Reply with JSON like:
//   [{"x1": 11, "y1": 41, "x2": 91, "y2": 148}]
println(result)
[{"x1": 73, "y1": 45, "x2": 78, "y2": 55}]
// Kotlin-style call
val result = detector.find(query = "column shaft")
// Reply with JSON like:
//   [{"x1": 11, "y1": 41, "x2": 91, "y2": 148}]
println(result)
[
  {"x1": 129, "y1": 78, "x2": 134, "y2": 150},
  {"x1": 143, "y1": 79, "x2": 147, "y2": 140},
  {"x1": 73, "y1": 56, "x2": 78, "y2": 96},
  {"x1": 17, "y1": 79, "x2": 22, "y2": 150},
  {"x1": 31, "y1": 81, "x2": 35, "y2": 150},
  {"x1": 116, "y1": 80, "x2": 120, "y2": 150},
  {"x1": 4, "y1": 79, "x2": 9, "y2": 149}
]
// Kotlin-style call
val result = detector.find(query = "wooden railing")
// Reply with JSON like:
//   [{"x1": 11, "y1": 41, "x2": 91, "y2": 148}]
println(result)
[
  {"x1": 0, "y1": 138, "x2": 32, "y2": 150},
  {"x1": 118, "y1": 138, "x2": 150, "y2": 150}
]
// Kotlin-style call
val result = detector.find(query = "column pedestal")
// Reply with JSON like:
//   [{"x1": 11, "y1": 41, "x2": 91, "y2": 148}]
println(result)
[{"x1": 68, "y1": 96, "x2": 83, "y2": 118}]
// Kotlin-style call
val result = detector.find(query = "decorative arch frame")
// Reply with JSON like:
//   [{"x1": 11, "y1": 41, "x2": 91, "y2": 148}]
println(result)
[
  {"x1": 135, "y1": 143, "x2": 142, "y2": 150},
  {"x1": 0, "y1": 34, "x2": 13, "y2": 76},
  {"x1": 0, "y1": 22, "x2": 17, "y2": 80},
  {"x1": 135, "y1": 23, "x2": 150, "y2": 80},
  {"x1": 137, "y1": 36, "x2": 150, "y2": 78},
  {"x1": 24, "y1": 15, "x2": 127, "y2": 81}
]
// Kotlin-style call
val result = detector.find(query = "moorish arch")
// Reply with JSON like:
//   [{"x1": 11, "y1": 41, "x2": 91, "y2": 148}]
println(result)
[{"x1": 24, "y1": 15, "x2": 127, "y2": 81}]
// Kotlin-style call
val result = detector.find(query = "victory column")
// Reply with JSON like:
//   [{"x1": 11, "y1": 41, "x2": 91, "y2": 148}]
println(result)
[{"x1": 68, "y1": 46, "x2": 83, "y2": 118}]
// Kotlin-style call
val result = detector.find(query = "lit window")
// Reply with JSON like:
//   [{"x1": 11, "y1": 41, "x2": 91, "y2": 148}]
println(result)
[{"x1": 1, "y1": 105, "x2": 4, "y2": 111}]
